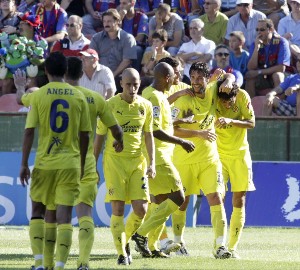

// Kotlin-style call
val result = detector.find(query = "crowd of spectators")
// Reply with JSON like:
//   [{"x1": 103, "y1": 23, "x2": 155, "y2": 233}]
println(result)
[{"x1": 0, "y1": 0, "x2": 300, "y2": 116}]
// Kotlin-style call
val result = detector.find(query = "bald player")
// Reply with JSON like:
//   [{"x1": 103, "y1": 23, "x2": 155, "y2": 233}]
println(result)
[
  {"x1": 94, "y1": 68, "x2": 156, "y2": 265},
  {"x1": 131, "y1": 62, "x2": 195, "y2": 258}
]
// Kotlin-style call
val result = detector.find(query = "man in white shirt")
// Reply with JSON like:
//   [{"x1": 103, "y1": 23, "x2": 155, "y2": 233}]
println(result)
[
  {"x1": 177, "y1": 18, "x2": 215, "y2": 84},
  {"x1": 79, "y1": 49, "x2": 116, "y2": 99}
]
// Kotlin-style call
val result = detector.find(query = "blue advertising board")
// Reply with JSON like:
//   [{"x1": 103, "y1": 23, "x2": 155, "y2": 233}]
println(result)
[
  {"x1": 1, "y1": 152, "x2": 299, "y2": 227},
  {"x1": 197, "y1": 162, "x2": 300, "y2": 227}
]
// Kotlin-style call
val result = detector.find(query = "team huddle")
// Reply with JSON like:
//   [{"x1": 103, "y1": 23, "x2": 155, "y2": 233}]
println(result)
[{"x1": 19, "y1": 52, "x2": 256, "y2": 270}]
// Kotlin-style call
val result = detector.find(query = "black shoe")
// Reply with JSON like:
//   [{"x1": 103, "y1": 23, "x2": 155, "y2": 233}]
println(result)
[
  {"x1": 77, "y1": 263, "x2": 89, "y2": 270},
  {"x1": 125, "y1": 243, "x2": 132, "y2": 264},
  {"x1": 151, "y1": 250, "x2": 170, "y2": 258},
  {"x1": 117, "y1": 254, "x2": 129, "y2": 265},
  {"x1": 131, "y1": 232, "x2": 152, "y2": 258}
]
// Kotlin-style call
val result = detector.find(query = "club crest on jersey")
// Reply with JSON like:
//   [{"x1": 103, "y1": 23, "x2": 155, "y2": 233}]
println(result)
[
  {"x1": 153, "y1": 106, "x2": 160, "y2": 118},
  {"x1": 171, "y1": 107, "x2": 180, "y2": 119},
  {"x1": 232, "y1": 105, "x2": 239, "y2": 113},
  {"x1": 138, "y1": 107, "x2": 145, "y2": 116}
]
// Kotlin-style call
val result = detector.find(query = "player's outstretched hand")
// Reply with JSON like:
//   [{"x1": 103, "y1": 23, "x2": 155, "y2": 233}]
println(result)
[
  {"x1": 179, "y1": 139, "x2": 195, "y2": 153},
  {"x1": 199, "y1": 129, "x2": 217, "y2": 141},
  {"x1": 146, "y1": 165, "x2": 156, "y2": 179},
  {"x1": 20, "y1": 165, "x2": 30, "y2": 187},
  {"x1": 215, "y1": 117, "x2": 232, "y2": 129},
  {"x1": 113, "y1": 140, "x2": 124, "y2": 152},
  {"x1": 13, "y1": 69, "x2": 26, "y2": 89}
]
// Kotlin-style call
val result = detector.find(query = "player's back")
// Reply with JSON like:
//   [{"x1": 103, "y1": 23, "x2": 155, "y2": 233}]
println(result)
[{"x1": 26, "y1": 82, "x2": 91, "y2": 170}]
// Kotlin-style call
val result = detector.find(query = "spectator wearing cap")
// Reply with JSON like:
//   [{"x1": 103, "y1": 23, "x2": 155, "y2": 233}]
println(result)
[
  {"x1": 31, "y1": 0, "x2": 67, "y2": 47},
  {"x1": 177, "y1": 18, "x2": 215, "y2": 84},
  {"x1": 89, "y1": 8, "x2": 137, "y2": 94},
  {"x1": 18, "y1": 12, "x2": 43, "y2": 41},
  {"x1": 200, "y1": 0, "x2": 228, "y2": 46},
  {"x1": 245, "y1": 18, "x2": 290, "y2": 97},
  {"x1": 278, "y1": 0, "x2": 300, "y2": 61},
  {"x1": 225, "y1": 0, "x2": 266, "y2": 50},
  {"x1": 52, "y1": 15, "x2": 90, "y2": 57},
  {"x1": 229, "y1": 30, "x2": 249, "y2": 76},
  {"x1": 79, "y1": 48, "x2": 117, "y2": 99}
]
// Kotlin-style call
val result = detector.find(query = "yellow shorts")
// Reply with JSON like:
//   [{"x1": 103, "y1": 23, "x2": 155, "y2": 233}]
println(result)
[
  {"x1": 75, "y1": 171, "x2": 98, "y2": 207},
  {"x1": 221, "y1": 153, "x2": 256, "y2": 192},
  {"x1": 103, "y1": 154, "x2": 150, "y2": 203},
  {"x1": 30, "y1": 168, "x2": 80, "y2": 208},
  {"x1": 175, "y1": 159, "x2": 224, "y2": 196},
  {"x1": 149, "y1": 161, "x2": 183, "y2": 196}
]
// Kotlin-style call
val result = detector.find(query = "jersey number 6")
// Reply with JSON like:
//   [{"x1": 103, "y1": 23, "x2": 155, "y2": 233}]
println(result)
[{"x1": 50, "y1": 99, "x2": 70, "y2": 133}]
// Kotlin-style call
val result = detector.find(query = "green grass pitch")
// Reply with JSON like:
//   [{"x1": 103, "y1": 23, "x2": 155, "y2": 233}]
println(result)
[{"x1": 1, "y1": 226, "x2": 300, "y2": 270}]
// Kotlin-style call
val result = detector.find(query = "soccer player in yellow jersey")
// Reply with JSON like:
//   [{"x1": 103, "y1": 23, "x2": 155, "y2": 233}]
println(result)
[
  {"x1": 171, "y1": 62, "x2": 235, "y2": 259},
  {"x1": 215, "y1": 80, "x2": 256, "y2": 259},
  {"x1": 131, "y1": 62, "x2": 195, "y2": 258},
  {"x1": 65, "y1": 57, "x2": 123, "y2": 269},
  {"x1": 94, "y1": 68, "x2": 156, "y2": 265},
  {"x1": 19, "y1": 52, "x2": 91, "y2": 270}
]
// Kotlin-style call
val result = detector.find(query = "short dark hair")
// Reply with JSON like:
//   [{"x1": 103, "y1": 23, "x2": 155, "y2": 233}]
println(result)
[
  {"x1": 45, "y1": 52, "x2": 67, "y2": 77},
  {"x1": 152, "y1": 29, "x2": 168, "y2": 42},
  {"x1": 66, "y1": 57, "x2": 83, "y2": 81},
  {"x1": 217, "y1": 78, "x2": 239, "y2": 100},
  {"x1": 158, "y1": 56, "x2": 180, "y2": 68},
  {"x1": 258, "y1": 18, "x2": 274, "y2": 30},
  {"x1": 189, "y1": 62, "x2": 210, "y2": 78}
]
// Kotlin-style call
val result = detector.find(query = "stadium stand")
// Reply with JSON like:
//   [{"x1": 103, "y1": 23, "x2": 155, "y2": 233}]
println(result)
[{"x1": 0, "y1": 94, "x2": 23, "y2": 112}]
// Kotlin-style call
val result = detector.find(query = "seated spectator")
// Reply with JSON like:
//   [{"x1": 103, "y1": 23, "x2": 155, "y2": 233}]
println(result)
[
  {"x1": 89, "y1": 9, "x2": 137, "y2": 93},
  {"x1": 211, "y1": 44, "x2": 243, "y2": 86},
  {"x1": 0, "y1": 0, "x2": 22, "y2": 35},
  {"x1": 225, "y1": 0, "x2": 266, "y2": 50},
  {"x1": 187, "y1": 0, "x2": 205, "y2": 23},
  {"x1": 118, "y1": 0, "x2": 149, "y2": 72},
  {"x1": 245, "y1": 19, "x2": 290, "y2": 98},
  {"x1": 58, "y1": 0, "x2": 85, "y2": 17},
  {"x1": 200, "y1": 0, "x2": 228, "y2": 45},
  {"x1": 229, "y1": 31, "x2": 249, "y2": 76},
  {"x1": 221, "y1": 0, "x2": 238, "y2": 17},
  {"x1": 253, "y1": 0, "x2": 289, "y2": 29},
  {"x1": 52, "y1": 15, "x2": 90, "y2": 57},
  {"x1": 79, "y1": 48, "x2": 116, "y2": 99},
  {"x1": 278, "y1": 0, "x2": 300, "y2": 62},
  {"x1": 17, "y1": 0, "x2": 38, "y2": 13},
  {"x1": 262, "y1": 57, "x2": 300, "y2": 116},
  {"x1": 177, "y1": 18, "x2": 215, "y2": 84},
  {"x1": 148, "y1": 3, "x2": 185, "y2": 56},
  {"x1": 82, "y1": 0, "x2": 117, "y2": 36},
  {"x1": 141, "y1": 29, "x2": 170, "y2": 77},
  {"x1": 31, "y1": 0, "x2": 67, "y2": 47}
]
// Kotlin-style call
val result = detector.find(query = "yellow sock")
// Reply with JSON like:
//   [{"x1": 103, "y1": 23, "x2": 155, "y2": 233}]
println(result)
[
  {"x1": 125, "y1": 211, "x2": 143, "y2": 243},
  {"x1": 110, "y1": 215, "x2": 126, "y2": 256},
  {"x1": 29, "y1": 219, "x2": 44, "y2": 268},
  {"x1": 159, "y1": 224, "x2": 168, "y2": 241},
  {"x1": 137, "y1": 199, "x2": 178, "y2": 236},
  {"x1": 55, "y1": 224, "x2": 73, "y2": 269},
  {"x1": 148, "y1": 223, "x2": 165, "y2": 250},
  {"x1": 228, "y1": 207, "x2": 245, "y2": 251},
  {"x1": 210, "y1": 204, "x2": 227, "y2": 249},
  {"x1": 144, "y1": 202, "x2": 158, "y2": 222},
  {"x1": 44, "y1": 222, "x2": 57, "y2": 269},
  {"x1": 172, "y1": 209, "x2": 186, "y2": 243},
  {"x1": 78, "y1": 216, "x2": 94, "y2": 267}
]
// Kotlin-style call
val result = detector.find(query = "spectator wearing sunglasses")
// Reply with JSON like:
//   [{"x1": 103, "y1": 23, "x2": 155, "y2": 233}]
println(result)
[
  {"x1": 211, "y1": 44, "x2": 244, "y2": 87},
  {"x1": 52, "y1": 15, "x2": 90, "y2": 57},
  {"x1": 245, "y1": 19, "x2": 290, "y2": 97},
  {"x1": 225, "y1": 0, "x2": 266, "y2": 50}
]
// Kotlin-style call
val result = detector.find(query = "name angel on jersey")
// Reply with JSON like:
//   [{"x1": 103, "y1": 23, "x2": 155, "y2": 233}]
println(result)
[
  {"x1": 120, "y1": 121, "x2": 142, "y2": 132},
  {"x1": 47, "y1": 88, "x2": 75, "y2": 95}
]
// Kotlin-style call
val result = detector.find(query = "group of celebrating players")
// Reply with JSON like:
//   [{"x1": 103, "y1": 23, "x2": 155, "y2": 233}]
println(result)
[{"x1": 19, "y1": 51, "x2": 255, "y2": 270}]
